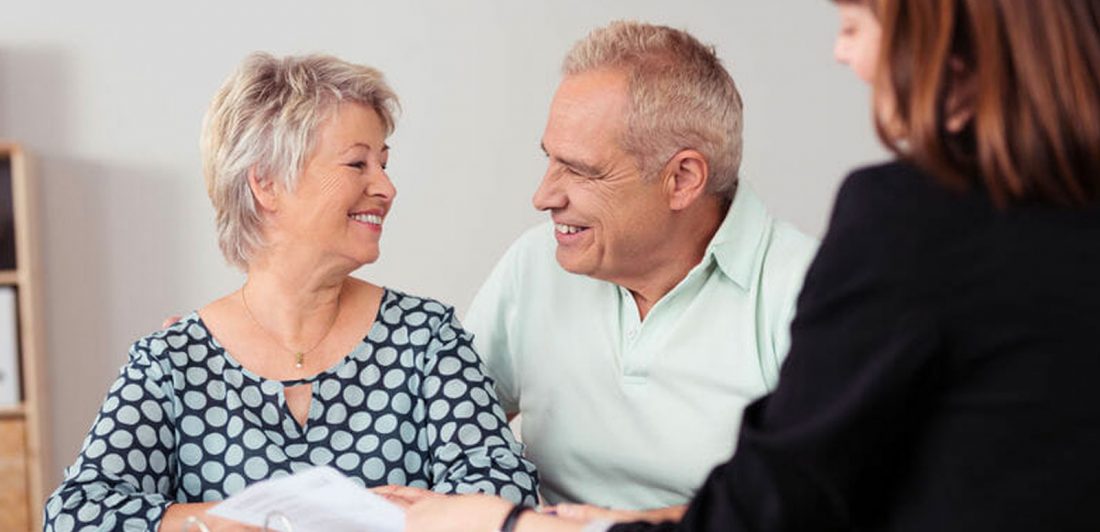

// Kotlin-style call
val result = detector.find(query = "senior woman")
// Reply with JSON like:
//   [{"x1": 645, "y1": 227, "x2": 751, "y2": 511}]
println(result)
[{"x1": 44, "y1": 52, "x2": 538, "y2": 531}]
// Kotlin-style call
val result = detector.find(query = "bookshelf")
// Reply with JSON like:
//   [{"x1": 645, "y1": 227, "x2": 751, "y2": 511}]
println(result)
[{"x1": 0, "y1": 143, "x2": 47, "y2": 532}]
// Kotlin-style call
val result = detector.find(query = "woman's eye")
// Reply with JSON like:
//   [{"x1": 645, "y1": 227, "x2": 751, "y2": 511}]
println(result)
[{"x1": 347, "y1": 161, "x2": 367, "y2": 170}]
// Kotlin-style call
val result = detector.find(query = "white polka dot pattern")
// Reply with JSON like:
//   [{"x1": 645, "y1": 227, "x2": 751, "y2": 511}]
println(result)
[{"x1": 44, "y1": 288, "x2": 539, "y2": 531}]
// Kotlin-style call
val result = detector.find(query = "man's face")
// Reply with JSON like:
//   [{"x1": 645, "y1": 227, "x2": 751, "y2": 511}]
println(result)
[{"x1": 533, "y1": 69, "x2": 670, "y2": 284}]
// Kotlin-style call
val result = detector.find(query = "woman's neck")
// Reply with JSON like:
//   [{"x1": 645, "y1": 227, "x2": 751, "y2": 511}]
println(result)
[{"x1": 241, "y1": 252, "x2": 348, "y2": 348}]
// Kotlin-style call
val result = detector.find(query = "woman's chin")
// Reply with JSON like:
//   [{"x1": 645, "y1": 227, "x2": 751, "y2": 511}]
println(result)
[{"x1": 352, "y1": 251, "x2": 381, "y2": 269}]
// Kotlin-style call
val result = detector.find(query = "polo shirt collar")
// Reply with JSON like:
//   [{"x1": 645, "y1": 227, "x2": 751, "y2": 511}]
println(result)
[{"x1": 705, "y1": 183, "x2": 770, "y2": 290}]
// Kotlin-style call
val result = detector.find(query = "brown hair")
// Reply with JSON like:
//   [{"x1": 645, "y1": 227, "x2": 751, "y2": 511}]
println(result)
[{"x1": 874, "y1": 0, "x2": 1100, "y2": 206}]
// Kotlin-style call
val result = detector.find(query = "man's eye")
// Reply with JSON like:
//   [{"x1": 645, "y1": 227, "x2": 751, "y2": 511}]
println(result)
[{"x1": 563, "y1": 163, "x2": 590, "y2": 176}]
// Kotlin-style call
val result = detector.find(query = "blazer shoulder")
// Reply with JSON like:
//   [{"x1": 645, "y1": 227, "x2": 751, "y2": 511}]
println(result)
[
  {"x1": 820, "y1": 161, "x2": 970, "y2": 284},
  {"x1": 834, "y1": 160, "x2": 969, "y2": 232},
  {"x1": 839, "y1": 160, "x2": 946, "y2": 207}
]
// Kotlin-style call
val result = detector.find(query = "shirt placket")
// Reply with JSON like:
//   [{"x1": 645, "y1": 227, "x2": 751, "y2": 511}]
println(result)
[
  {"x1": 616, "y1": 258, "x2": 717, "y2": 385},
  {"x1": 617, "y1": 286, "x2": 648, "y2": 384}
]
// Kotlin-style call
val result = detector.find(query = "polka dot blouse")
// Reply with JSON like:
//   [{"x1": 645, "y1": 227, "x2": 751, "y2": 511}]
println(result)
[{"x1": 44, "y1": 288, "x2": 539, "y2": 531}]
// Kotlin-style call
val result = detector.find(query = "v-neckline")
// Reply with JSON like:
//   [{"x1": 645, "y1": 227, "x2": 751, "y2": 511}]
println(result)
[
  {"x1": 195, "y1": 287, "x2": 391, "y2": 385},
  {"x1": 188, "y1": 287, "x2": 393, "y2": 437}
]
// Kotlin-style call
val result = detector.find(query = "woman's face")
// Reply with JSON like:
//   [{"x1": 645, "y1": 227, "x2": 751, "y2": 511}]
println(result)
[
  {"x1": 834, "y1": 3, "x2": 882, "y2": 84},
  {"x1": 271, "y1": 102, "x2": 395, "y2": 269}
]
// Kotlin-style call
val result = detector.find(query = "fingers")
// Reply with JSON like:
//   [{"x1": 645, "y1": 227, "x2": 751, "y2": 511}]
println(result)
[
  {"x1": 654, "y1": 504, "x2": 688, "y2": 522},
  {"x1": 370, "y1": 485, "x2": 399, "y2": 495},
  {"x1": 371, "y1": 485, "x2": 433, "y2": 498},
  {"x1": 378, "y1": 495, "x2": 413, "y2": 509},
  {"x1": 549, "y1": 504, "x2": 650, "y2": 523},
  {"x1": 547, "y1": 503, "x2": 614, "y2": 522},
  {"x1": 370, "y1": 485, "x2": 440, "y2": 508},
  {"x1": 371, "y1": 486, "x2": 414, "y2": 508}
]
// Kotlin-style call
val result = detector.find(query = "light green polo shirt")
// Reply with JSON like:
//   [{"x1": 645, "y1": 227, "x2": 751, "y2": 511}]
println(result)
[{"x1": 464, "y1": 185, "x2": 818, "y2": 509}]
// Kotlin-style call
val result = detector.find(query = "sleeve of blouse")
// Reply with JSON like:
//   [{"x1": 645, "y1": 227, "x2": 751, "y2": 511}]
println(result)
[
  {"x1": 43, "y1": 337, "x2": 179, "y2": 532},
  {"x1": 419, "y1": 306, "x2": 539, "y2": 506},
  {"x1": 610, "y1": 165, "x2": 948, "y2": 532}
]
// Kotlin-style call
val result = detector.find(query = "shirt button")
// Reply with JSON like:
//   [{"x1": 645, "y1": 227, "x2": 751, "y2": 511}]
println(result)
[{"x1": 627, "y1": 328, "x2": 638, "y2": 339}]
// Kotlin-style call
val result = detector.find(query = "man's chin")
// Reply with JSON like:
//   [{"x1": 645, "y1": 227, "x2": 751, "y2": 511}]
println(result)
[{"x1": 554, "y1": 250, "x2": 592, "y2": 277}]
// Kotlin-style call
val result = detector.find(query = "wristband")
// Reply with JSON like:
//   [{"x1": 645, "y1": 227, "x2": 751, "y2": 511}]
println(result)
[{"x1": 500, "y1": 503, "x2": 533, "y2": 532}]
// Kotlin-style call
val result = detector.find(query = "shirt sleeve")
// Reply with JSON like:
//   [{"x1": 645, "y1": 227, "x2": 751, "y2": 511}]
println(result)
[
  {"x1": 44, "y1": 340, "x2": 179, "y2": 532},
  {"x1": 464, "y1": 238, "x2": 524, "y2": 414},
  {"x1": 420, "y1": 307, "x2": 539, "y2": 506},
  {"x1": 610, "y1": 168, "x2": 945, "y2": 532},
  {"x1": 764, "y1": 231, "x2": 817, "y2": 390}
]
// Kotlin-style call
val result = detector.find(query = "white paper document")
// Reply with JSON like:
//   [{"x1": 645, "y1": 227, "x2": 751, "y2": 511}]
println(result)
[
  {"x1": 0, "y1": 287, "x2": 20, "y2": 407},
  {"x1": 208, "y1": 466, "x2": 405, "y2": 532}
]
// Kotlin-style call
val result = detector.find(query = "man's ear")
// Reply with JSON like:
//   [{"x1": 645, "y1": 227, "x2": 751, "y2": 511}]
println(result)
[
  {"x1": 247, "y1": 166, "x2": 279, "y2": 212},
  {"x1": 663, "y1": 149, "x2": 710, "y2": 211}
]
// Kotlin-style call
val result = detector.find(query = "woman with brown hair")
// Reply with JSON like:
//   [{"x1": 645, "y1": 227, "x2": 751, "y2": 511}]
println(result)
[{"x1": 404, "y1": 1, "x2": 1100, "y2": 530}]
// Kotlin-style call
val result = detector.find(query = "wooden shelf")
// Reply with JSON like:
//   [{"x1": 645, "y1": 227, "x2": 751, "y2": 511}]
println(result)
[
  {"x1": 0, "y1": 404, "x2": 25, "y2": 419},
  {"x1": 0, "y1": 143, "x2": 44, "y2": 531}
]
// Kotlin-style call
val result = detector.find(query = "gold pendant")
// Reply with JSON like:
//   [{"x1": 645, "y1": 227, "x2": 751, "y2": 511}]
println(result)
[{"x1": 295, "y1": 352, "x2": 304, "y2": 369}]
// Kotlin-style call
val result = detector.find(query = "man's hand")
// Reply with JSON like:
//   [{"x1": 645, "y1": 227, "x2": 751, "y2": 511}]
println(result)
[
  {"x1": 544, "y1": 503, "x2": 687, "y2": 524},
  {"x1": 404, "y1": 494, "x2": 512, "y2": 532},
  {"x1": 370, "y1": 485, "x2": 444, "y2": 509}
]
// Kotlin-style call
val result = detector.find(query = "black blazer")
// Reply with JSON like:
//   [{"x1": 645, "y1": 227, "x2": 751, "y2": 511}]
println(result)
[{"x1": 614, "y1": 161, "x2": 1100, "y2": 531}]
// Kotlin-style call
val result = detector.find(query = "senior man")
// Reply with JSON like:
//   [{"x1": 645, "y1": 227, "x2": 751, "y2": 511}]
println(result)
[{"x1": 462, "y1": 20, "x2": 818, "y2": 519}]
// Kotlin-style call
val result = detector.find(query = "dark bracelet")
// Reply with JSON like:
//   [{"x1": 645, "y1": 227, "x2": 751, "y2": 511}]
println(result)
[{"x1": 500, "y1": 503, "x2": 533, "y2": 532}]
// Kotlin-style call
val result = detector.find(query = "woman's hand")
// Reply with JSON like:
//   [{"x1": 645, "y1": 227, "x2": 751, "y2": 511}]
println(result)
[
  {"x1": 404, "y1": 494, "x2": 512, "y2": 532},
  {"x1": 159, "y1": 502, "x2": 262, "y2": 531},
  {"x1": 370, "y1": 485, "x2": 445, "y2": 508},
  {"x1": 544, "y1": 503, "x2": 687, "y2": 524}
]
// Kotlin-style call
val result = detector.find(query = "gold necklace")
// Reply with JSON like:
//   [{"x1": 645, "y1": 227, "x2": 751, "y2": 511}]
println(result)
[{"x1": 240, "y1": 285, "x2": 341, "y2": 369}]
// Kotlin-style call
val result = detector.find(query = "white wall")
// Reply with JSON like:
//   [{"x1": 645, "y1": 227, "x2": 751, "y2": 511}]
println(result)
[{"x1": 0, "y1": 0, "x2": 884, "y2": 486}]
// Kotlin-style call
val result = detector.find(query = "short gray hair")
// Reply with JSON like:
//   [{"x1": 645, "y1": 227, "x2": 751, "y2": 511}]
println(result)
[
  {"x1": 563, "y1": 21, "x2": 743, "y2": 199},
  {"x1": 201, "y1": 52, "x2": 399, "y2": 269}
]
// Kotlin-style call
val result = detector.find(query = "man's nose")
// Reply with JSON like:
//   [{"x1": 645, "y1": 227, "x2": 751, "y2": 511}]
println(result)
[{"x1": 532, "y1": 168, "x2": 565, "y2": 211}]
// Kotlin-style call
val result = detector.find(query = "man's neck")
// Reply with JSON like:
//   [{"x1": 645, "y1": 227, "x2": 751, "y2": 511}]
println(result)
[{"x1": 621, "y1": 197, "x2": 728, "y2": 320}]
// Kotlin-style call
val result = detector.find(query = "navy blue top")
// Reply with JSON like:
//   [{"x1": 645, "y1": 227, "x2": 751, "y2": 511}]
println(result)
[
  {"x1": 613, "y1": 161, "x2": 1100, "y2": 531},
  {"x1": 45, "y1": 288, "x2": 539, "y2": 531}
]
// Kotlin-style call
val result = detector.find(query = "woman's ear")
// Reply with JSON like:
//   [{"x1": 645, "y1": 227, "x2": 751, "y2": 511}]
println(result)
[
  {"x1": 663, "y1": 149, "x2": 710, "y2": 211},
  {"x1": 945, "y1": 57, "x2": 976, "y2": 133},
  {"x1": 247, "y1": 166, "x2": 279, "y2": 212}
]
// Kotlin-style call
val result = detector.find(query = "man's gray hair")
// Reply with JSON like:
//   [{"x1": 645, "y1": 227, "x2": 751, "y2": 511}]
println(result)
[
  {"x1": 563, "y1": 21, "x2": 743, "y2": 199},
  {"x1": 201, "y1": 52, "x2": 399, "y2": 269}
]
